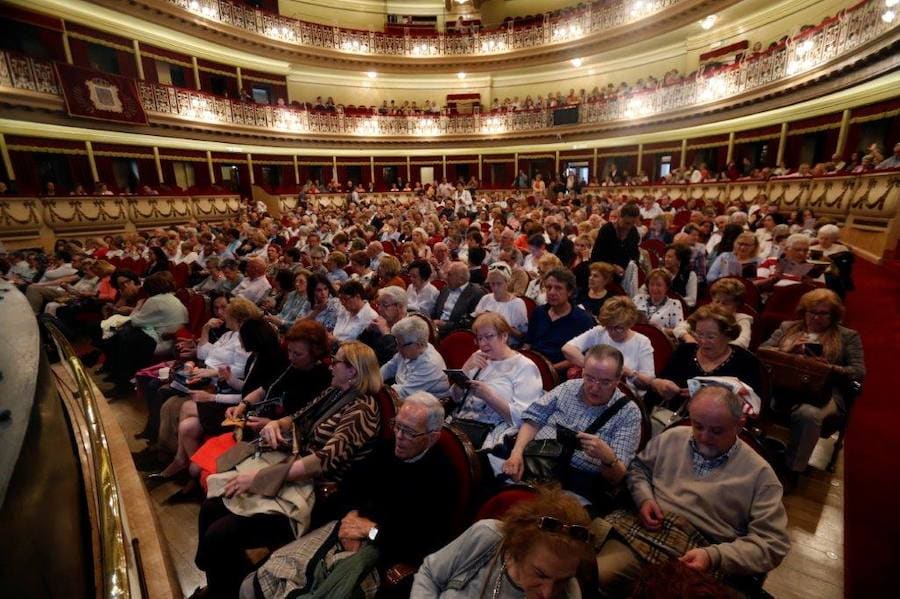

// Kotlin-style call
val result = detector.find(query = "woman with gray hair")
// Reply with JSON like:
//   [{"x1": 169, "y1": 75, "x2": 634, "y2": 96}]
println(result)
[
  {"x1": 811, "y1": 224, "x2": 849, "y2": 258},
  {"x1": 381, "y1": 316, "x2": 450, "y2": 399}
]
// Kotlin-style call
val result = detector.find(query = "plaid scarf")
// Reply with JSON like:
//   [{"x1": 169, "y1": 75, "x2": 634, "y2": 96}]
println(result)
[{"x1": 604, "y1": 509, "x2": 709, "y2": 566}]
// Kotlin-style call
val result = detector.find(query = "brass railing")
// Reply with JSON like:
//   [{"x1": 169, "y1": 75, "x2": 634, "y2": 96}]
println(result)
[
  {"x1": 43, "y1": 321, "x2": 133, "y2": 599},
  {"x1": 168, "y1": 0, "x2": 681, "y2": 57}
]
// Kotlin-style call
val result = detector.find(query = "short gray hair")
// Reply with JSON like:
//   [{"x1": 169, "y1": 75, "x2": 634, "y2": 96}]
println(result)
[
  {"x1": 403, "y1": 391, "x2": 445, "y2": 432},
  {"x1": 818, "y1": 224, "x2": 840, "y2": 240},
  {"x1": 785, "y1": 233, "x2": 811, "y2": 249},
  {"x1": 391, "y1": 316, "x2": 429, "y2": 345},
  {"x1": 689, "y1": 385, "x2": 743, "y2": 421},
  {"x1": 377, "y1": 285, "x2": 408, "y2": 309}
]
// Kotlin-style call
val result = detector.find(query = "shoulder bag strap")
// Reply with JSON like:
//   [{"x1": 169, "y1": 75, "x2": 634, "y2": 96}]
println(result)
[{"x1": 584, "y1": 394, "x2": 633, "y2": 436}]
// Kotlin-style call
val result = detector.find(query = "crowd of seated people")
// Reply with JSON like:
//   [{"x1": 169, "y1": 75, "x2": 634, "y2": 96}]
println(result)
[{"x1": 1, "y1": 167, "x2": 875, "y2": 597}]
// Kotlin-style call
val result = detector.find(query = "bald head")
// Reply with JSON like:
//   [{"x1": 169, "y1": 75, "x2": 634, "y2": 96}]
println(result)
[{"x1": 688, "y1": 386, "x2": 744, "y2": 458}]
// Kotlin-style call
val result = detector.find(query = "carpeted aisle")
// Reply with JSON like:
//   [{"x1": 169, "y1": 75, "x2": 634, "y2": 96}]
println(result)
[{"x1": 843, "y1": 258, "x2": 900, "y2": 597}]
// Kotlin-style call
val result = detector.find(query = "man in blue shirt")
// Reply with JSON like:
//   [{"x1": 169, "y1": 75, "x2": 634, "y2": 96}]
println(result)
[{"x1": 523, "y1": 267, "x2": 594, "y2": 370}]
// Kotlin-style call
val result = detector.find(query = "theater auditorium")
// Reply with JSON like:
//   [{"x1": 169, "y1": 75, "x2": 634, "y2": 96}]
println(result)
[{"x1": 0, "y1": 0, "x2": 898, "y2": 597}]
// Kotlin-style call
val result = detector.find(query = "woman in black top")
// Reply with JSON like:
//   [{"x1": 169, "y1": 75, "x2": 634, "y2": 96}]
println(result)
[
  {"x1": 145, "y1": 246, "x2": 170, "y2": 276},
  {"x1": 650, "y1": 304, "x2": 762, "y2": 408}
]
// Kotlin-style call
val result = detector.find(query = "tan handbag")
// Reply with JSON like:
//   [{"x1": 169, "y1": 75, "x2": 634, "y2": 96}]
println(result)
[{"x1": 757, "y1": 347, "x2": 834, "y2": 408}]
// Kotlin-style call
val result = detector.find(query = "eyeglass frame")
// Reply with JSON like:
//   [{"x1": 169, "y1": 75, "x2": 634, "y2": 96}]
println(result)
[{"x1": 390, "y1": 418, "x2": 437, "y2": 439}]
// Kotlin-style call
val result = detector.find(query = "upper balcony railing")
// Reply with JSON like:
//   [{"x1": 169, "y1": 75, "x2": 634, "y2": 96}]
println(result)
[
  {"x1": 0, "y1": 0, "x2": 896, "y2": 140},
  {"x1": 168, "y1": 0, "x2": 681, "y2": 57}
]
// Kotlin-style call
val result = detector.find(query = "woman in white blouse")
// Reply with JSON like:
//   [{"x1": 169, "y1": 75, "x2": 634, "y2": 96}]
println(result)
[
  {"x1": 449, "y1": 313, "x2": 542, "y2": 449},
  {"x1": 633, "y1": 268, "x2": 684, "y2": 338},
  {"x1": 562, "y1": 296, "x2": 656, "y2": 392},
  {"x1": 406, "y1": 259, "x2": 439, "y2": 316},
  {"x1": 472, "y1": 263, "x2": 528, "y2": 346},
  {"x1": 674, "y1": 278, "x2": 754, "y2": 349}
]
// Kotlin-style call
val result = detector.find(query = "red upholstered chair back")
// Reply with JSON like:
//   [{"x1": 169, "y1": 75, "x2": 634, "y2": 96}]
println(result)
[
  {"x1": 713, "y1": 276, "x2": 762, "y2": 312},
  {"x1": 640, "y1": 239, "x2": 666, "y2": 262},
  {"x1": 438, "y1": 330, "x2": 478, "y2": 369},
  {"x1": 438, "y1": 424, "x2": 484, "y2": 534},
  {"x1": 632, "y1": 323, "x2": 674, "y2": 375},
  {"x1": 759, "y1": 282, "x2": 819, "y2": 342},
  {"x1": 475, "y1": 486, "x2": 538, "y2": 521},
  {"x1": 175, "y1": 287, "x2": 191, "y2": 307},
  {"x1": 187, "y1": 292, "x2": 210, "y2": 338},
  {"x1": 169, "y1": 262, "x2": 189, "y2": 289},
  {"x1": 517, "y1": 348, "x2": 559, "y2": 391},
  {"x1": 375, "y1": 386, "x2": 400, "y2": 441},
  {"x1": 431, "y1": 279, "x2": 447, "y2": 291},
  {"x1": 520, "y1": 295, "x2": 537, "y2": 320}
]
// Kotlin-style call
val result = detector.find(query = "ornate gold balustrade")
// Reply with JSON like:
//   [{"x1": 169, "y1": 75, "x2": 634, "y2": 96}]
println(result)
[
  {"x1": 0, "y1": 0, "x2": 896, "y2": 142},
  {"x1": 165, "y1": 0, "x2": 681, "y2": 58},
  {"x1": 0, "y1": 194, "x2": 242, "y2": 249}
]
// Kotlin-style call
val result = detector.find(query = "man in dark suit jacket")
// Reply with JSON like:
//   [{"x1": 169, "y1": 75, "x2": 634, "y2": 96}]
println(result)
[
  {"x1": 547, "y1": 222, "x2": 575, "y2": 266},
  {"x1": 431, "y1": 262, "x2": 485, "y2": 337}
]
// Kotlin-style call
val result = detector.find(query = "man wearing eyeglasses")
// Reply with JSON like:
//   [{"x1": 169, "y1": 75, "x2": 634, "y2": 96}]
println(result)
[
  {"x1": 595, "y1": 386, "x2": 790, "y2": 596},
  {"x1": 499, "y1": 344, "x2": 642, "y2": 507},
  {"x1": 242, "y1": 393, "x2": 458, "y2": 598}
]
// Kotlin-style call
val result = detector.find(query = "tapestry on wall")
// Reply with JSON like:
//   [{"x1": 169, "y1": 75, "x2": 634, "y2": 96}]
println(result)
[{"x1": 54, "y1": 62, "x2": 148, "y2": 125}]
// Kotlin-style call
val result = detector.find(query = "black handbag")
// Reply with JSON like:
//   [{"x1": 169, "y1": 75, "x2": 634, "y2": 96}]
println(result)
[{"x1": 452, "y1": 418, "x2": 495, "y2": 448}]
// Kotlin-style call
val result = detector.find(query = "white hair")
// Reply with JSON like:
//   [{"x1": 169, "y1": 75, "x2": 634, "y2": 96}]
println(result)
[
  {"x1": 785, "y1": 233, "x2": 811, "y2": 249},
  {"x1": 377, "y1": 285, "x2": 408, "y2": 309},
  {"x1": 818, "y1": 224, "x2": 840, "y2": 240},
  {"x1": 391, "y1": 316, "x2": 429, "y2": 345},
  {"x1": 403, "y1": 391, "x2": 445, "y2": 432}
]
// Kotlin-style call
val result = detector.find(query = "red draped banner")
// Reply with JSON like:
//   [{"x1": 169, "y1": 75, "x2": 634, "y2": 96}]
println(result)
[{"x1": 53, "y1": 62, "x2": 148, "y2": 124}]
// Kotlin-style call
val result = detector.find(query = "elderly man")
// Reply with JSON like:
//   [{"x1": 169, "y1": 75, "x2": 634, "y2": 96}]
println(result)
[
  {"x1": 595, "y1": 386, "x2": 790, "y2": 596},
  {"x1": 332, "y1": 280, "x2": 379, "y2": 342},
  {"x1": 499, "y1": 345, "x2": 643, "y2": 507},
  {"x1": 366, "y1": 241, "x2": 387, "y2": 271},
  {"x1": 358, "y1": 285, "x2": 407, "y2": 364},
  {"x1": 430, "y1": 242, "x2": 452, "y2": 281},
  {"x1": 231, "y1": 258, "x2": 272, "y2": 305},
  {"x1": 381, "y1": 316, "x2": 450, "y2": 399},
  {"x1": 239, "y1": 394, "x2": 458, "y2": 599},
  {"x1": 522, "y1": 267, "x2": 594, "y2": 370},
  {"x1": 25, "y1": 250, "x2": 82, "y2": 313},
  {"x1": 430, "y1": 262, "x2": 485, "y2": 337}
]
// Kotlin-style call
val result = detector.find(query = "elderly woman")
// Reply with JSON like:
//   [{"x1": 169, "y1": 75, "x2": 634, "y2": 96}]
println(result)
[
  {"x1": 406, "y1": 259, "x2": 439, "y2": 316},
  {"x1": 525, "y1": 252, "x2": 563, "y2": 305},
  {"x1": 707, "y1": 231, "x2": 761, "y2": 282},
  {"x1": 675, "y1": 278, "x2": 753, "y2": 349},
  {"x1": 303, "y1": 273, "x2": 341, "y2": 332},
  {"x1": 264, "y1": 269, "x2": 311, "y2": 331},
  {"x1": 448, "y1": 313, "x2": 542, "y2": 449},
  {"x1": 381, "y1": 316, "x2": 450, "y2": 399},
  {"x1": 757, "y1": 233, "x2": 822, "y2": 288},
  {"x1": 811, "y1": 224, "x2": 849, "y2": 258},
  {"x1": 633, "y1": 268, "x2": 685, "y2": 337},
  {"x1": 413, "y1": 486, "x2": 594, "y2": 598},
  {"x1": 577, "y1": 261, "x2": 617, "y2": 317},
  {"x1": 357, "y1": 285, "x2": 409, "y2": 364},
  {"x1": 101, "y1": 271, "x2": 188, "y2": 396},
  {"x1": 411, "y1": 227, "x2": 433, "y2": 260},
  {"x1": 563, "y1": 296, "x2": 655, "y2": 392},
  {"x1": 197, "y1": 341, "x2": 384, "y2": 599},
  {"x1": 650, "y1": 304, "x2": 761, "y2": 405},
  {"x1": 473, "y1": 262, "x2": 529, "y2": 345},
  {"x1": 662, "y1": 244, "x2": 697, "y2": 307},
  {"x1": 374, "y1": 254, "x2": 406, "y2": 291},
  {"x1": 761, "y1": 289, "x2": 864, "y2": 478}
]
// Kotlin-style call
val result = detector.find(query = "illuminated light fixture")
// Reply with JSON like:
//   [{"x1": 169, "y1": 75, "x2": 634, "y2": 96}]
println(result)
[
  {"x1": 886, "y1": 0, "x2": 898, "y2": 7},
  {"x1": 883, "y1": 9, "x2": 896, "y2": 22},
  {"x1": 366, "y1": 71, "x2": 377, "y2": 79},
  {"x1": 631, "y1": 1, "x2": 647, "y2": 17},
  {"x1": 700, "y1": 15, "x2": 717, "y2": 30},
  {"x1": 796, "y1": 39, "x2": 814, "y2": 55},
  {"x1": 457, "y1": 72, "x2": 467, "y2": 79},
  {"x1": 571, "y1": 57, "x2": 583, "y2": 67}
]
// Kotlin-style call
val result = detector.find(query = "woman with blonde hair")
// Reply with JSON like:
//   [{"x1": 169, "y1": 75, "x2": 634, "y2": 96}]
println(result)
[
  {"x1": 674, "y1": 277, "x2": 753, "y2": 348},
  {"x1": 414, "y1": 486, "x2": 594, "y2": 597},
  {"x1": 473, "y1": 262, "x2": 529, "y2": 344},
  {"x1": 197, "y1": 341, "x2": 384, "y2": 598},
  {"x1": 762, "y1": 288, "x2": 865, "y2": 476},
  {"x1": 411, "y1": 227, "x2": 433, "y2": 260},
  {"x1": 563, "y1": 296, "x2": 655, "y2": 391},
  {"x1": 707, "y1": 231, "x2": 761, "y2": 282}
]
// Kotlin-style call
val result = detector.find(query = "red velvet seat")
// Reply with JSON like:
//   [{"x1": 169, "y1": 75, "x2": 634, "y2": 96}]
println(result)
[
  {"x1": 632, "y1": 323, "x2": 674, "y2": 375},
  {"x1": 375, "y1": 386, "x2": 400, "y2": 441},
  {"x1": 437, "y1": 330, "x2": 477, "y2": 369},
  {"x1": 476, "y1": 485, "x2": 538, "y2": 521},
  {"x1": 517, "y1": 348, "x2": 559, "y2": 391}
]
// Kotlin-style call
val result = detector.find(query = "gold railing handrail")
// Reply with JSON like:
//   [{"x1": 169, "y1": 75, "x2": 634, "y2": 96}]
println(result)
[{"x1": 43, "y1": 322, "x2": 132, "y2": 599}]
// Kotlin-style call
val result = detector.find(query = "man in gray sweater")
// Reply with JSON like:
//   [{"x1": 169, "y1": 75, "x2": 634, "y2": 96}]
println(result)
[{"x1": 596, "y1": 386, "x2": 790, "y2": 595}]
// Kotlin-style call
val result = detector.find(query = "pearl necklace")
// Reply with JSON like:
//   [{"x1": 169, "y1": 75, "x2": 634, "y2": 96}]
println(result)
[{"x1": 491, "y1": 556, "x2": 509, "y2": 599}]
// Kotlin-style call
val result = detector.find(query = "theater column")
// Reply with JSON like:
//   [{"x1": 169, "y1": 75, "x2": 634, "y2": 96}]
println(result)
[
  {"x1": 369, "y1": 157, "x2": 374, "y2": 185},
  {"x1": 406, "y1": 156, "x2": 411, "y2": 182},
  {"x1": 61, "y1": 21, "x2": 74, "y2": 64},
  {"x1": 153, "y1": 147, "x2": 164, "y2": 184},
  {"x1": 636, "y1": 144, "x2": 643, "y2": 175},
  {"x1": 192, "y1": 57, "x2": 201, "y2": 90},
  {"x1": 0, "y1": 134, "x2": 15, "y2": 183},
  {"x1": 835, "y1": 109, "x2": 851, "y2": 157},
  {"x1": 294, "y1": 155, "x2": 300, "y2": 185},
  {"x1": 555, "y1": 150, "x2": 560, "y2": 174},
  {"x1": 133, "y1": 40, "x2": 144, "y2": 80},
  {"x1": 593, "y1": 148, "x2": 598, "y2": 180},
  {"x1": 247, "y1": 154, "x2": 254, "y2": 185},
  {"x1": 442, "y1": 155, "x2": 447, "y2": 179},
  {"x1": 478, "y1": 154, "x2": 482, "y2": 181},
  {"x1": 679, "y1": 139, "x2": 687, "y2": 169},
  {"x1": 236, "y1": 67, "x2": 243, "y2": 95},
  {"x1": 726, "y1": 132, "x2": 735, "y2": 164},
  {"x1": 85, "y1": 142, "x2": 99, "y2": 183},
  {"x1": 775, "y1": 122, "x2": 788, "y2": 168},
  {"x1": 206, "y1": 151, "x2": 215, "y2": 183}
]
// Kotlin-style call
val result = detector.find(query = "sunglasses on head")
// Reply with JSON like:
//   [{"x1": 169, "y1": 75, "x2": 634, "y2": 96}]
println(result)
[{"x1": 533, "y1": 516, "x2": 595, "y2": 544}]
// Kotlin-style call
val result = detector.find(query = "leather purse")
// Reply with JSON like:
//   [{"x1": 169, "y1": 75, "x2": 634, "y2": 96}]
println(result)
[{"x1": 757, "y1": 347, "x2": 834, "y2": 408}]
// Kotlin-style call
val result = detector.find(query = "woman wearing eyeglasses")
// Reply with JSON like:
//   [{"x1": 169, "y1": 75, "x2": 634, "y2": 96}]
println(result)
[
  {"x1": 196, "y1": 341, "x2": 384, "y2": 599},
  {"x1": 761, "y1": 289, "x2": 864, "y2": 481},
  {"x1": 448, "y1": 313, "x2": 542, "y2": 450},
  {"x1": 473, "y1": 263, "x2": 529, "y2": 346},
  {"x1": 413, "y1": 486, "x2": 595, "y2": 598}
]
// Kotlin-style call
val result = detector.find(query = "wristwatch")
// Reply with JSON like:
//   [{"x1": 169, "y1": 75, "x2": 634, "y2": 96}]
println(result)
[
  {"x1": 367, "y1": 527, "x2": 379, "y2": 542},
  {"x1": 601, "y1": 457, "x2": 619, "y2": 468}
]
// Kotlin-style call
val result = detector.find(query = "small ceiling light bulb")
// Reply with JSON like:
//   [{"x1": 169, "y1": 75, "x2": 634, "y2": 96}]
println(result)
[
  {"x1": 883, "y1": 9, "x2": 896, "y2": 22},
  {"x1": 700, "y1": 15, "x2": 717, "y2": 30},
  {"x1": 366, "y1": 71, "x2": 377, "y2": 79},
  {"x1": 886, "y1": 0, "x2": 898, "y2": 8},
  {"x1": 457, "y1": 72, "x2": 467, "y2": 79},
  {"x1": 571, "y1": 57, "x2": 583, "y2": 67}
]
